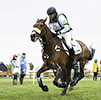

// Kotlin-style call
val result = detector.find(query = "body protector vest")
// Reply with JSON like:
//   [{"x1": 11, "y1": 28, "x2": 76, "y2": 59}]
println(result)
[{"x1": 48, "y1": 13, "x2": 72, "y2": 34}]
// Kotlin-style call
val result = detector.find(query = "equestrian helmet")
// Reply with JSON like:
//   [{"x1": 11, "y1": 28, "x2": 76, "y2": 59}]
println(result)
[{"x1": 47, "y1": 7, "x2": 57, "y2": 15}]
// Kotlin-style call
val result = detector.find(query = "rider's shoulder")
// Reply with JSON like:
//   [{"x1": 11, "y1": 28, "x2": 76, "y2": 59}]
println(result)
[
  {"x1": 57, "y1": 13, "x2": 67, "y2": 21},
  {"x1": 58, "y1": 13, "x2": 67, "y2": 18}
]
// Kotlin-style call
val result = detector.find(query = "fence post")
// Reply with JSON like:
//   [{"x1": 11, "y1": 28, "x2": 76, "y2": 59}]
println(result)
[{"x1": 33, "y1": 68, "x2": 35, "y2": 84}]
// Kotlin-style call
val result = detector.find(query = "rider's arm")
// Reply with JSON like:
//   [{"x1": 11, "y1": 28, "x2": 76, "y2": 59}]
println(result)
[
  {"x1": 48, "y1": 26, "x2": 56, "y2": 34},
  {"x1": 58, "y1": 15, "x2": 72, "y2": 34}
]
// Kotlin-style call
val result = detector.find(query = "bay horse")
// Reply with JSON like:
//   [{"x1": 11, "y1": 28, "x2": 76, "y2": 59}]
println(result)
[{"x1": 30, "y1": 18, "x2": 95, "y2": 95}]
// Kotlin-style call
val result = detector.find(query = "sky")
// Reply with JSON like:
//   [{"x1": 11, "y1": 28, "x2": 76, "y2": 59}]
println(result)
[{"x1": 0, "y1": 0, "x2": 101, "y2": 71}]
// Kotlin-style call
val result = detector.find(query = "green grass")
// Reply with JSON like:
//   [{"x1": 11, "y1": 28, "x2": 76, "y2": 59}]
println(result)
[{"x1": 0, "y1": 77, "x2": 101, "y2": 100}]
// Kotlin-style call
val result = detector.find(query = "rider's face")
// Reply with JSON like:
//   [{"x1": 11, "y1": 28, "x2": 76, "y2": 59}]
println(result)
[{"x1": 49, "y1": 13, "x2": 56, "y2": 20}]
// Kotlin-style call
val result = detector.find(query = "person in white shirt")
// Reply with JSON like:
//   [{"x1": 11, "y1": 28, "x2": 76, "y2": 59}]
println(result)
[{"x1": 11, "y1": 54, "x2": 19, "y2": 85}]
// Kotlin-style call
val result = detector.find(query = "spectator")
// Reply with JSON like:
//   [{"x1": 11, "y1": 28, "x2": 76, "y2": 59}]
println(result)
[
  {"x1": 11, "y1": 54, "x2": 19, "y2": 85},
  {"x1": 99, "y1": 60, "x2": 101, "y2": 81},
  {"x1": 93, "y1": 59, "x2": 100, "y2": 81},
  {"x1": 19, "y1": 53, "x2": 27, "y2": 84}
]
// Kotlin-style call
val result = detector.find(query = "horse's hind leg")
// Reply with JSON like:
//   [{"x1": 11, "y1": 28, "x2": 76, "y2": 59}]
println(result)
[
  {"x1": 70, "y1": 61, "x2": 85, "y2": 87},
  {"x1": 53, "y1": 63, "x2": 66, "y2": 88},
  {"x1": 37, "y1": 63, "x2": 50, "y2": 92}
]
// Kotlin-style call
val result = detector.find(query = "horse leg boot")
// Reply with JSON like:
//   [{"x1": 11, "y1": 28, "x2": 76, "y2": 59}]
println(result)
[
  {"x1": 69, "y1": 63, "x2": 79, "y2": 90},
  {"x1": 69, "y1": 68, "x2": 75, "y2": 91},
  {"x1": 61, "y1": 69, "x2": 68, "y2": 95}
]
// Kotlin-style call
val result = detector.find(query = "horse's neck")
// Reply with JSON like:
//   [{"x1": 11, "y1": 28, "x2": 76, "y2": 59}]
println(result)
[
  {"x1": 42, "y1": 26, "x2": 56, "y2": 52},
  {"x1": 42, "y1": 26, "x2": 54, "y2": 43},
  {"x1": 45, "y1": 26, "x2": 53, "y2": 41}
]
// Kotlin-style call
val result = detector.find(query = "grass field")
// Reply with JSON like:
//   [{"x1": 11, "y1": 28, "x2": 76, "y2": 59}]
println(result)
[{"x1": 0, "y1": 77, "x2": 101, "y2": 100}]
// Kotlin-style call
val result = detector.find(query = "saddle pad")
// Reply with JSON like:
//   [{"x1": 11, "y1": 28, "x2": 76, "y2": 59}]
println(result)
[{"x1": 62, "y1": 40, "x2": 82, "y2": 55}]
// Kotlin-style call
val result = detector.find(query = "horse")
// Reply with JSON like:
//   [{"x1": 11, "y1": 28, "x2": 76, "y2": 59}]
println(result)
[{"x1": 30, "y1": 18, "x2": 95, "y2": 95}]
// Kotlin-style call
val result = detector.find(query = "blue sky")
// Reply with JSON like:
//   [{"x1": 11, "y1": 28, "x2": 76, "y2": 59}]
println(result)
[{"x1": 0, "y1": 0, "x2": 101, "y2": 71}]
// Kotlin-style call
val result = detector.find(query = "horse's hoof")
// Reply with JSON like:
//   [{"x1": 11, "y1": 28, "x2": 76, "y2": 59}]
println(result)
[
  {"x1": 53, "y1": 81, "x2": 58, "y2": 86},
  {"x1": 69, "y1": 87, "x2": 74, "y2": 91},
  {"x1": 61, "y1": 88, "x2": 67, "y2": 95},
  {"x1": 61, "y1": 92, "x2": 66, "y2": 96},
  {"x1": 71, "y1": 82, "x2": 76, "y2": 87},
  {"x1": 42, "y1": 85, "x2": 48, "y2": 92}
]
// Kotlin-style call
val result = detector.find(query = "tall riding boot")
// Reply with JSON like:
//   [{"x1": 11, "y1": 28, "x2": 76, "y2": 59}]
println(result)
[{"x1": 69, "y1": 47, "x2": 77, "y2": 65}]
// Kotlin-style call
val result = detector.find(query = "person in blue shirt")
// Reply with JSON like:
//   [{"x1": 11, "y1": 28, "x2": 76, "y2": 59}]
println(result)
[{"x1": 20, "y1": 53, "x2": 27, "y2": 84}]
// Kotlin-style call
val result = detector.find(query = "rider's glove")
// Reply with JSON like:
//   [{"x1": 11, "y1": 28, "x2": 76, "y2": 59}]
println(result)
[{"x1": 57, "y1": 35, "x2": 62, "y2": 39}]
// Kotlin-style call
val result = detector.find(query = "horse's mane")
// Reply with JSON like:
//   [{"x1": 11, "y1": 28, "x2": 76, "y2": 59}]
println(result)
[
  {"x1": 46, "y1": 26, "x2": 59, "y2": 39},
  {"x1": 36, "y1": 19, "x2": 59, "y2": 40}
]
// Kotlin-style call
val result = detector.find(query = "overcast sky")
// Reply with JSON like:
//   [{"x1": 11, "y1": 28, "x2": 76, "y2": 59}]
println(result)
[{"x1": 0, "y1": 0, "x2": 101, "y2": 71}]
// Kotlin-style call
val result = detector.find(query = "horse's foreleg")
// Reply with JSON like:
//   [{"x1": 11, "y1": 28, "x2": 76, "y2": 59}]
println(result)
[
  {"x1": 61, "y1": 68, "x2": 68, "y2": 95},
  {"x1": 37, "y1": 64, "x2": 49, "y2": 92},
  {"x1": 61, "y1": 59, "x2": 72, "y2": 95},
  {"x1": 61, "y1": 67, "x2": 72, "y2": 95}
]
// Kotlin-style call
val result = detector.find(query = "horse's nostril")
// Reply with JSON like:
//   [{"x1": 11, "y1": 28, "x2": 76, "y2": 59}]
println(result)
[
  {"x1": 30, "y1": 34, "x2": 35, "y2": 38},
  {"x1": 30, "y1": 34, "x2": 36, "y2": 42},
  {"x1": 33, "y1": 35, "x2": 35, "y2": 38}
]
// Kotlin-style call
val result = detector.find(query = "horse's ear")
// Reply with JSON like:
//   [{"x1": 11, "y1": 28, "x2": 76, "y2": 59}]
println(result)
[
  {"x1": 43, "y1": 17, "x2": 47, "y2": 23},
  {"x1": 36, "y1": 19, "x2": 40, "y2": 22}
]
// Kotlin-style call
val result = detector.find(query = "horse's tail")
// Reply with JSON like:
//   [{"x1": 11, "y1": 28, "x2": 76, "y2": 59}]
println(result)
[{"x1": 88, "y1": 43, "x2": 95, "y2": 60}]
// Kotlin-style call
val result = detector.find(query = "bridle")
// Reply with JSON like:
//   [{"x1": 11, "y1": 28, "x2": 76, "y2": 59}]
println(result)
[
  {"x1": 35, "y1": 23, "x2": 54, "y2": 45},
  {"x1": 32, "y1": 21, "x2": 66, "y2": 60}
]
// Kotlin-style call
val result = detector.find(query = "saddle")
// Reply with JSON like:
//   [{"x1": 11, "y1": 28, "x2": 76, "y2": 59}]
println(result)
[
  {"x1": 55, "y1": 38, "x2": 82, "y2": 55},
  {"x1": 53, "y1": 34, "x2": 82, "y2": 55},
  {"x1": 63, "y1": 40, "x2": 82, "y2": 55}
]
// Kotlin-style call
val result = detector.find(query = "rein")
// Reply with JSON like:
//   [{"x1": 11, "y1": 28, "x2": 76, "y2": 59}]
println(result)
[
  {"x1": 35, "y1": 23, "x2": 67, "y2": 60},
  {"x1": 39, "y1": 25, "x2": 59, "y2": 60},
  {"x1": 39, "y1": 25, "x2": 54, "y2": 45}
]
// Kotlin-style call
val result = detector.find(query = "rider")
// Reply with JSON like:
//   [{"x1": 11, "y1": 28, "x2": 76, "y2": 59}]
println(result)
[{"x1": 47, "y1": 7, "x2": 77, "y2": 66}]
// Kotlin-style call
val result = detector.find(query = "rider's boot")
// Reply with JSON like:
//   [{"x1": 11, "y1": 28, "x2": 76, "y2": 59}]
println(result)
[{"x1": 69, "y1": 47, "x2": 77, "y2": 66}]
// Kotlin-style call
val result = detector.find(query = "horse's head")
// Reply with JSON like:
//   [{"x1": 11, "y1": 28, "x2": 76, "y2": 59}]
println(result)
[{"x1": 30, "y1": 18, "x2": 47, "y2": 42}]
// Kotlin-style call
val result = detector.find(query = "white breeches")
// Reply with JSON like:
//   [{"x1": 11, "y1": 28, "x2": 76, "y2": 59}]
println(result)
[{"x1": 60, "y1": 31, "x2": 72, "y2": 49}]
